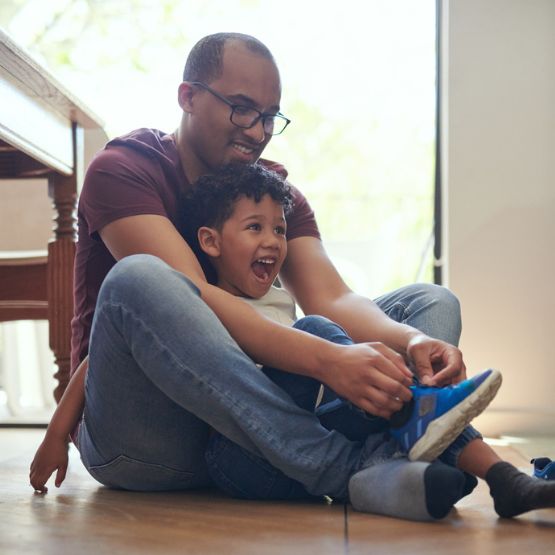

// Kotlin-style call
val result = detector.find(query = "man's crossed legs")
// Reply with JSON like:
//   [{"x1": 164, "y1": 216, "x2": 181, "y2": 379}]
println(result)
[{"x1": 77, "y1": 255, "x2": 555, "y2": 521}]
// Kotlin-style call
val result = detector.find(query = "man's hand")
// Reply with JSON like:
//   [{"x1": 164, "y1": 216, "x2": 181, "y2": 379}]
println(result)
[
  {"x1": 29, "y1": 435, "x2": 69, "y2": 494},
  {"x1": 321, "y1": 342, "x2": 414, "y2": 419},
  {"x1": 407, "y1": 333, "x2": 466, "y2": 386}
]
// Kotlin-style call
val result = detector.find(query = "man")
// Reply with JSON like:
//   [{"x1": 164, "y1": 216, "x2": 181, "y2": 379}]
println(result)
[{"x1": 30, "y1": 33, "x2": 555, "y2": 521}]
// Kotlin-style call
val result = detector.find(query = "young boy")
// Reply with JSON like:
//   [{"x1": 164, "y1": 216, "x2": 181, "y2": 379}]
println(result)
[{"x1": 180, "y1": 162, "x2": 522, "y2": 521}]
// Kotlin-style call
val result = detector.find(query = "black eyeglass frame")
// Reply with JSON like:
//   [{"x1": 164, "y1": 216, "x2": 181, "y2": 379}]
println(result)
[{"x1": 189, "y1": 81, "x2": 291, "y2": 136}]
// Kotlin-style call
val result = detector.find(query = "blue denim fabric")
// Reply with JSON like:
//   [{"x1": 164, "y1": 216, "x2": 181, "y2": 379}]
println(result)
[
  {"x1": 205, "y1": 285, "x2": 481, "y2": 499},
  {"x1": 78, "y1": 255, "x2": 363, "y2": 497},
  {"x1": 77, "y1": 255, "x2": 479, "y2": 499},
  {"x1": 205, "y1": 315, "x2": 391, "y2": 500}
]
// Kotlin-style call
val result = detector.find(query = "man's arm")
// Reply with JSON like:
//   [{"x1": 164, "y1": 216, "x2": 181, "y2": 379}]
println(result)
[
  {"x1": 280, "y1": 237, "x2": 466, "y2": 385},
  {"x1": 99, "y1": 214, "x2": 414, "y2": 415},
  {"x1": 29, "y1": 357, "x2": 88, "y2": 492}
]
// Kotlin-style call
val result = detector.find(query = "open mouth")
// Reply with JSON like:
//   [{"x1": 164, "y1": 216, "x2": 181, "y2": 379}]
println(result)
[
  {"x1": 231, "y1": 142, "x2": 257, "y2": 160},
  {"x1": 251, "y1": 258, "x2": 276, "y2": 282}
]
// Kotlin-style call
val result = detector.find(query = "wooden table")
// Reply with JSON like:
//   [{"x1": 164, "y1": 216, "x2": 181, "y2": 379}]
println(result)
[{"x1": 0, "y1": 29, "x2": 104, "y2": 402}]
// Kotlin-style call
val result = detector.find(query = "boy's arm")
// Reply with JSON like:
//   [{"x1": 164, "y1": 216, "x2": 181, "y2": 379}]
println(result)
[{"x1": 29, "y1": 357, "x2": 88, "y2": 493}]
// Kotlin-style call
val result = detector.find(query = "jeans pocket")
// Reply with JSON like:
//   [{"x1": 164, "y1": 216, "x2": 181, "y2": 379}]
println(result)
[{"x1": 87, "y1": 454, "x2": 196, "y2": 491}]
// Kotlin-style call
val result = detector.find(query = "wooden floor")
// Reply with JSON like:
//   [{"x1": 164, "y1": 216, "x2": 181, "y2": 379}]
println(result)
[{"x1": 1, "y1": 430, "x2": 554, "y2": 555}]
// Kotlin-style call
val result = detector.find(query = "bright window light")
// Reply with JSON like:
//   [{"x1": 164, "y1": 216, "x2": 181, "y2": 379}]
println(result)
[{"x1": 1, "y1": 0, "x2": 436, "y2": 298}]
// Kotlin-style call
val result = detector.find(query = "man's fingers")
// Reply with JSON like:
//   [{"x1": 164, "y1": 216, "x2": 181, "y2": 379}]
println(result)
[
  {"x1": 363, "y1": 347, "x2": 414, "y2": 396},
  {"x1": 365, "y1": 387, "x2": 405, "y2": 414},
  {"x1": 352, "y1": 379, "x2": 409, "y2": 417},
  {"x1": 410, "y1": 348, "x2": 435, "y2": 384},
  {"x1": 429, "y1": 364, "x2": 464, "y2": 386},
  {"x1": 428, "y1": 350, "x2": 466, "y2": 386},
  {"x1": 369, "y1": 357, "x2": 412, "y2": 401},
  {"x1": 369, "y1": 342, "x2": 413, "y2": 381},
  {"x1": 459, "y1": 361, "x2": 467, "y2": 381},
  {"x1": 366, "y1": 365, "x2": 413, "y2": 403}
]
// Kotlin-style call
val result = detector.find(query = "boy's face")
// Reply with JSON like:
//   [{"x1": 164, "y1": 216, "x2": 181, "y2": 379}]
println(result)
[{"x1": 205, "y1": 195, "x2": 287, "y2": 299}]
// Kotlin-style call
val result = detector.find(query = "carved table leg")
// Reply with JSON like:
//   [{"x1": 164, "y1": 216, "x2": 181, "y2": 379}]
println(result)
[{"x1": 47, "y1": 172, "x2": 77, "y2": 403}]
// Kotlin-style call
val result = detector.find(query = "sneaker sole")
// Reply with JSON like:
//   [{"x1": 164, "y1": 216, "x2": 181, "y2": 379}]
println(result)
[{"x1": 408, "y1": 369, "x2": 502, "y2": 462}]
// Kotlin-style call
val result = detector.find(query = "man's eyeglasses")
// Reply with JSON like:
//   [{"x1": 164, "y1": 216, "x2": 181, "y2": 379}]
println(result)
[{"x1": 189, "y1": 81, "x2": 291, "y2": 136}]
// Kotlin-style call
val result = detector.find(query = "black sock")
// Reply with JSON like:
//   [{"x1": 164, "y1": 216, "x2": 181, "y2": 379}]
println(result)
[
  {"x1": 349, "y1": 459, "x2": 465, "y2": 521},
  {"x1": 389, "y1": 397, "x2": 415, "y2": 428},
  {"x1": 486, "y1": 461, "x2": 555, "y2": 518},
  {"x1": 461, "y1": 472, "x2": 478, "y2": 498},
  {"x1": 424, "y1": 461, "x2": 466, "y2": 519}
]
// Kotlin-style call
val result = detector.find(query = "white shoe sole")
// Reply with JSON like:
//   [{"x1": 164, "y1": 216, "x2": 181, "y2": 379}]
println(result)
[{"x1": 408, "y1": 369, "x2": 502, "y2": 462}]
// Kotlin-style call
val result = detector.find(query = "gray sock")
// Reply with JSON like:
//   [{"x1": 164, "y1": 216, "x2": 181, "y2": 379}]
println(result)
[{"x1": 349, "y1": 459, "x2": 466, "y2": 521}]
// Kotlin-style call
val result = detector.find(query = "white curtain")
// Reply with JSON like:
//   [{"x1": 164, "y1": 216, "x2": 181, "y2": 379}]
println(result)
[{"x1": 0, "y1": 320, "x2": 55, "y2": 421}]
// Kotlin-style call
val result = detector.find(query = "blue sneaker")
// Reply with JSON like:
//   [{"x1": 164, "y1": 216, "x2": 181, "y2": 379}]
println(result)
[
  {"x1": 389, "y1": 368, "x2": 502, "y2": 462},
  {"x1": 531, "y1": 457, "x2": 555, "y2": 480}
]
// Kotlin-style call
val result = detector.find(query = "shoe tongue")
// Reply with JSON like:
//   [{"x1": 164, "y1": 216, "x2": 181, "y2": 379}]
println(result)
[{"x1": 252, "y1": 260, "x2": 272, "y2": 279}]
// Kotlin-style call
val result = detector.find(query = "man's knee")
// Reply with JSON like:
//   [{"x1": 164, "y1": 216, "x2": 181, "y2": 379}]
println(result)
[
  {"x1": 419, "y1": 283, "x2": 461, "y2": 316},
  {"x1": 410, "y1": 283, "x2": 462, "y2": 343},
  {"x1": 100, "y1": 254, "x2": 200, "y2": 304},
  {"x1": 104, "y1": 254, "x2": 172, "y2": 288}
]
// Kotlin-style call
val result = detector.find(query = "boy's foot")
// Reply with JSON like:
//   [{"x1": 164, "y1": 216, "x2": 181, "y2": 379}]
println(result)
[
  {"x1": 389, "y1": 368, "x2": 502, "y2": 462},
  {"x1": 531, "y1": 457, "x2": 555, "y2": 480},
  {"x1": 487, "y1": 461, "x2": 555, "y2": 517}
]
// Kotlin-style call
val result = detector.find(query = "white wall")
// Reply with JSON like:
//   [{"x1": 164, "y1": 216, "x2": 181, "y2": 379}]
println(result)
[
  {"x1": 0, "y1": 179, "x2": 52, "y2": 251},
  {"x1": 443, "y1": 0, "x2": 555, "y2": 435},
  {"x1": 0, "y1": 127, "x2": 108, "y2": 250}
]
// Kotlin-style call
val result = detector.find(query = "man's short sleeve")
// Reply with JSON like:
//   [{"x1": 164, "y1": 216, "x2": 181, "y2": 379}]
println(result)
[
  {"x1": 286, "y1": 184, "x2": 321, "y2": 241},
  {"x1": 80, "y1": 145, "x2": 170, "y2": 239}
]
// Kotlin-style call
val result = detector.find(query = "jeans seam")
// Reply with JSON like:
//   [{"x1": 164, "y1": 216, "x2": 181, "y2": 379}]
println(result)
[{"x1": 392, "y1": 301, "x2": 410, "y2": 323}]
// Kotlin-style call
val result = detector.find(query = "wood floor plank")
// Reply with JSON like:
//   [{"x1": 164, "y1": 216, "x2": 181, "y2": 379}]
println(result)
[
  {"x1": 0, "y1": 430, "x2": 347, "y2": 555},
  {"x1": 346, "y1": 445, "x2": 555, "y2": 555},
  {"x1": 3, "y1": 431, "x2": 555, "y2": 555}
]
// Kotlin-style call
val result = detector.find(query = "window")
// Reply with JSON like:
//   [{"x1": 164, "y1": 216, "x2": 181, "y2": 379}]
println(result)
[{"x1": 1, "y1": 0, "x2": 437, "y2": 297}]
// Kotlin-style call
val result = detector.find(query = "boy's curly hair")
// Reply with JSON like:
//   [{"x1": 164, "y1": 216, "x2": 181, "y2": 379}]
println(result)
[{"x1": 180, "y1": 163, "x2": 293, "y2": 282}]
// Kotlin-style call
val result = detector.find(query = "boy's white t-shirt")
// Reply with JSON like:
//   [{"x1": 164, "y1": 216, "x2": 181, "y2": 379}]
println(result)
[
  {"x1": 241, "y1": 286, "x2": 297, "y2": 326},
  {"x1": 242, "y1": 286, "x2": 325, "y2": 408}
]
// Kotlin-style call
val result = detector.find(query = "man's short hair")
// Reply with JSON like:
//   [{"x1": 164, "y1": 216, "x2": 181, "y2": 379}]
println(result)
[
  {"x1": 183, "y1": 32, "x2": 276, "y2": 83},
  {"x1": 180, "y1": 163, "x2": 292, "y2": 282}
]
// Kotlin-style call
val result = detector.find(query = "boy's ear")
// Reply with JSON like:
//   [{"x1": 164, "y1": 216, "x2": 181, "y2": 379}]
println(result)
[{"x1": 197, "y1": 226, "x2": 221, "y2": 257}]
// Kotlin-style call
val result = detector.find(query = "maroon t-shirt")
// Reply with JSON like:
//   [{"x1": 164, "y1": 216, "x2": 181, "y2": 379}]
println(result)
[{"x1": 71, "y1": 128, "x2": 320, "y2": 374}]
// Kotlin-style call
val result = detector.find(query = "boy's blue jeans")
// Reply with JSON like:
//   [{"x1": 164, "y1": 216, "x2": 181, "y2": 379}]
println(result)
[{"x1": 77, "y1": 255, "x2": 479, "y2": 500}]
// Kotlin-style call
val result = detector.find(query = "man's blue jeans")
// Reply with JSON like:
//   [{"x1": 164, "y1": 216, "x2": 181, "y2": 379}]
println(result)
[{"x1": 77, "y1": 254, "x2": 477, "y2": 500}]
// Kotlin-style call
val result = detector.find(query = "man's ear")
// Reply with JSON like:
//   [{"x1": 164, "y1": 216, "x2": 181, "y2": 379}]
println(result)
[
  {"x1": 197, "y1": 226, "x2": 221, "y2": 257},
  {"x1": 178, "y1": 82, "x2": 196, "y2": 113}
]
